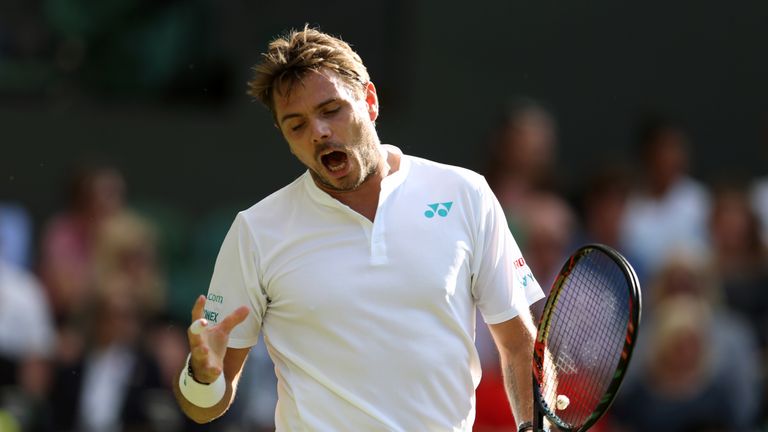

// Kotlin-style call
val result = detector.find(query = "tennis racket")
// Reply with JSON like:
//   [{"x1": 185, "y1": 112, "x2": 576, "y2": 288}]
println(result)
[{"x1": 531, "y1": 244, "x2": 641, "y2": 432}]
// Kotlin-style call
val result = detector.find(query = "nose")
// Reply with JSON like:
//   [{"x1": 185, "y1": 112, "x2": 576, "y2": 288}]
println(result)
[{"x1": 311, "y1": 119, "x2": 331, "y2": 144}]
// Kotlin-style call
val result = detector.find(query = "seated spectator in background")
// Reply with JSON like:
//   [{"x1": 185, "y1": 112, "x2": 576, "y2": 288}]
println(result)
[
  {"x1": 40, "y1": 165, "x2": 127, "y2": 319},
  {"x1": 611, "y1": 253, "x2": 761, "y2": 431},
  {"x1": 0, "y1": 202, "x2": 32, "y2": 269},
  {"x1": 50, "y1": 293, "x2": 164, "y2": 432},
  {"x1": 751, "y1": 113, "x2": 768, "y2": 243},
  {"x1": 518, "y1": 193, "x2": 576, "y2": 318},
  {"x1": 620, "y1": 114, "x2": 710, "y2": 274},
  {"x1": 484, "y1": 98, "x2": 560, "y2": 236},
  {"x1": 93, "y1": 211, "x2": 166, "y2": 317},
  {"x1": 753, "y1": 178, "x2": 768, "y2": 243},
  {"x1": 39, "y1": 164, "x2": 162, "y2": 323},
  {"x1": 0, "y1": 256, "x2": 55, "y2": 431},
  {"x1": 574, "y1": 166, "x2": 648, "y2": 284},
  {"x1": 708, "y1": 181, "x2": 768, "y2": 349},
  {"x1": 612, "y1": 297, "x2": 749, "y2": 432},
  {"x1": 708, "y1": 181, "x2": 768, "y2": 423}
]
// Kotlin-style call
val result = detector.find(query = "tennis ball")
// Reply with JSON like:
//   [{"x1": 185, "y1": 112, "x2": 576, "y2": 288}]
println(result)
[
  {"x1": 190, "y1": 318, "x2": 208, "y2": 335},
  {"x1": 556, "y1": 394, "x2": 570, "y2": 410}
]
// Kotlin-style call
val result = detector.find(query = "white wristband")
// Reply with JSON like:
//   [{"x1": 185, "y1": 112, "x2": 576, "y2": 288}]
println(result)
[{"x1": 178, "y1": 354, "x2": 226, "y2": 408}]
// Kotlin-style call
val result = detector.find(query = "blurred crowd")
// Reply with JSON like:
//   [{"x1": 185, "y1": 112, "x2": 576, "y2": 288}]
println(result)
[
  {"x1": 1, "y1": 99, "x2": 767, "y2": 432},
  {"x1": 473, "y1": 100, "x2": 768, "y2": 432},
  {"x1": 0, "y1": 165, "x2": 276, "y2": 432}
]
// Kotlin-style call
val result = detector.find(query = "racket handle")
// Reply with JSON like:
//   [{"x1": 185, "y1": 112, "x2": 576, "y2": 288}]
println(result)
[{"x1": 533, "y1": 408, "x2": 544, "y2": 432}]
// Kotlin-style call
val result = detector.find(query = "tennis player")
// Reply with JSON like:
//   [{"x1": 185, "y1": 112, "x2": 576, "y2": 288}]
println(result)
[{"x1": 173, "y1": 26, "x2": 546, "y2": 432}]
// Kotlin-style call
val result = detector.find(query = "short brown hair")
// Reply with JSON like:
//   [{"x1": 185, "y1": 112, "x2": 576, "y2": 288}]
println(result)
[{"x1": 247, "y1": 25, "x2": 370, "y2": 114}]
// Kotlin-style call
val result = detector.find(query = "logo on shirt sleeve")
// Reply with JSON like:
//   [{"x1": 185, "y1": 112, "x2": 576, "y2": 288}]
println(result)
[
  {"x1": 207, "y1": 293, "x2": 224, "y2": 304},
  {"x1": 513, "y1": 257, "x2": 535, "y2": 288},
  {"x1": 204, "y1": 309, "x2": 219, "y2": 323}
]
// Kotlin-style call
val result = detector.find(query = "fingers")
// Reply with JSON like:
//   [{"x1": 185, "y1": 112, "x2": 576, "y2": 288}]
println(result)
[
  {"x1": 188, "y1": 294, "x2": 249, "y2": 341},
  {"x1": 191, "y1": 294, "x2": 206, "y2": 322},
  {"x1": 216, "y1": 306, "x2": 250, "y2": 334}
]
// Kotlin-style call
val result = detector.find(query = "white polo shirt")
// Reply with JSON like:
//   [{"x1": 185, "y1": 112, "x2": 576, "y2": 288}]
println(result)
[{"x1": 204, "y1": 145, "x2": 543, "y2": 431}]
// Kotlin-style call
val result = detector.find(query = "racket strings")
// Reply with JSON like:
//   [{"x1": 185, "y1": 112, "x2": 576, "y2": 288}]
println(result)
[{"x1": 539, "y1": 250, "x2": 631, "y2": 429}]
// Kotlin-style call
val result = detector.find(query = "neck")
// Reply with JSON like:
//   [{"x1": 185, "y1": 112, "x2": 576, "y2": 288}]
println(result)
[{"x1": 322, "y1": 148, "x2": 399, "y2": 221}]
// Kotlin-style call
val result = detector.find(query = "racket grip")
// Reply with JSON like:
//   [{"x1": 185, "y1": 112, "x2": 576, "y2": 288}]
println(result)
[{"x1": 533, "y1": 409, "x2": 544, "y2": 432}]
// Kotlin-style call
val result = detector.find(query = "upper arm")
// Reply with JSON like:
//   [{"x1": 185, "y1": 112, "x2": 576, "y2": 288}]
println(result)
[
  {"x1": 472, "y1": 179, "x2": 545, "y2": 323},
  {"x1": 206, "y1": 214, "x2": 267, "y2": 348}
]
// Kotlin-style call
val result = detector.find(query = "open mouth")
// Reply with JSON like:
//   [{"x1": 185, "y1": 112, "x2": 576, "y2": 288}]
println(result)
[{"x1": 320, "y1": 150, "x2": 349, "y2": 175}]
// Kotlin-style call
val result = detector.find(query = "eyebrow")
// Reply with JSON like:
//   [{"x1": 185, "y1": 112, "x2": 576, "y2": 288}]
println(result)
[{"x1": 279, "y1": 98, "x2": 339, "y2": 126}]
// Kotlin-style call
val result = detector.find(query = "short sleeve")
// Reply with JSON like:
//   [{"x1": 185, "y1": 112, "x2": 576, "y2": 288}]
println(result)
[
  {"x1": 471, "y1": 179, "x2": 545, "y2": 324},
  {"x1": 204, "y1": 213, "x2": 267, "y2": 348}
]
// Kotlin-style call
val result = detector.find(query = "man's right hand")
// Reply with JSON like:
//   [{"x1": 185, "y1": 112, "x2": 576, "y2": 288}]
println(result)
[{"x1": 187, "y1": 295, "x2": 250, "y2": 383}]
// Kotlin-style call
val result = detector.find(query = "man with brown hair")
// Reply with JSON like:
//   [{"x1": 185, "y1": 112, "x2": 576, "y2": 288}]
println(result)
[{"x1": 173, "y1": 26, "x2": 545, "y2": 432}]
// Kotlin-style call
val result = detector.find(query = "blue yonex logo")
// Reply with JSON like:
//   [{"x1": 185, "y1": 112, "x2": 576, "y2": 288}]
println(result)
[{"x1": 424, "y1": 202, "x2": 453, "y2": 218}]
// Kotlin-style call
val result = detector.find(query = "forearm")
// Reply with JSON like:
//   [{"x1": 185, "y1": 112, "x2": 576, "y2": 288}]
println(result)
[
  {"x1": 488, "y1": 311, "x2": 539, "y2": 429},
  {"x1": 500, "y1": 337, "x2": 535, "y2": 424}
]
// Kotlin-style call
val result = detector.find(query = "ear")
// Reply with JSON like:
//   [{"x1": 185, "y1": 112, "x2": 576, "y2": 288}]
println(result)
[{"x1": 364, "y1": 82, "x2": 379, "y2": 122}]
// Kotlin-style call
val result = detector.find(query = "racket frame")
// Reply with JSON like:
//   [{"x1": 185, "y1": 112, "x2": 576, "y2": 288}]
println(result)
[{"x1": 531, "y1": 244, "x2": 642, "y2": 432}]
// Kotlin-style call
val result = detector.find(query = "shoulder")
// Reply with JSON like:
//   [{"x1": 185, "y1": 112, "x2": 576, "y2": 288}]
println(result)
[
  {"x1": 238, "y1": 174, "x2": 309, "y2": 224},
  {"x1": 404, "y1": 153, "x2": 488, "y2": 191}
]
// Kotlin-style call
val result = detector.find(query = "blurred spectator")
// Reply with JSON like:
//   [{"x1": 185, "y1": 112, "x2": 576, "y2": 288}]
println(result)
[
  {"x1": 611, "y1": 253, "x2": 761, "y2": 431},
  {"x1": 0, "y1": 202, "x2": 33, "y2": 269},
  {"x1": 612, "y1": 297, "x2": 744, "y2": 432},
  {"x1": 39, "y1": 165, "x2": 127, "y2": 319},
  {"x1": 39, "y1": 165, "x2": 164, "y2": 324},
  {"x1": 93, "y1": 211, "x2": 166, "y2": 317},
  {"x1": 708, "y1": 182, "x2": 768, "y2": 349},
  {"x1": 484, "y1": 98, "x2": 560, "y2": 236},
  {"x1": 752, "y1": 114, "x2": 768, "y2": 245},
  {"x1": 753, "y1": 178, "x2": 768, "y2": 244},
  {"x1": 0, "y1": 257, "x2": 55, "y2": 431},
  {"x1": 518, "y1": 193, "x2": 576, "y2": 308},
  {"x1": 573, "y1": 166, "x2": 648, "y2": 284},
  {"x1": 50, "y1": 293, "x2": 165, "y2": 432},
  {"x1": 620, "y1": 115, "x2": 711, "y2": 274},
  {"x1": 708, "y1": 181, "x2": 768, "y2": 425}
]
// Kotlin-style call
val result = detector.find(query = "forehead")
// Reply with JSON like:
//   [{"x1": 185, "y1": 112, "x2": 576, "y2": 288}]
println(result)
[{"x1": 273, "y1": 70, "x2": 358, "y2": 117}]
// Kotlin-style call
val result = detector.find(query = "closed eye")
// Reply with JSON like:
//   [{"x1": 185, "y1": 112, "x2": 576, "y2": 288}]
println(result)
[
  {"x1": 323, "y1": 107, "x2": 341, "y2": 116},
  {"x1": 291, "y1": 122, "x2": 305, "y2": 132}
]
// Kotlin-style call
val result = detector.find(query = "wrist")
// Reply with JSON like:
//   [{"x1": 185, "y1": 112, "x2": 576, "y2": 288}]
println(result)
[
  {"x1": 517, "y1": 421, "x2": 533, "y2": 432},
  {"x1": 186, "y1": 354, "x2": 209, "y2": 384},
  {"x1": 178, "y1": 354, "x2": 226, "y2": 408}
]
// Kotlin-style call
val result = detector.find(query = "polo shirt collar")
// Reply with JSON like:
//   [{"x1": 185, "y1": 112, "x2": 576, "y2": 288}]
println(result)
[{"x1": 302, "y1": 144, "x2": 411, "y2": 209}]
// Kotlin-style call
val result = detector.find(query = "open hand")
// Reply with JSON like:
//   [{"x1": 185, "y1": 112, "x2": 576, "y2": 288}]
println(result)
[{"x1": 187, "y1": 295, "x2": 249, "y2": 383}]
